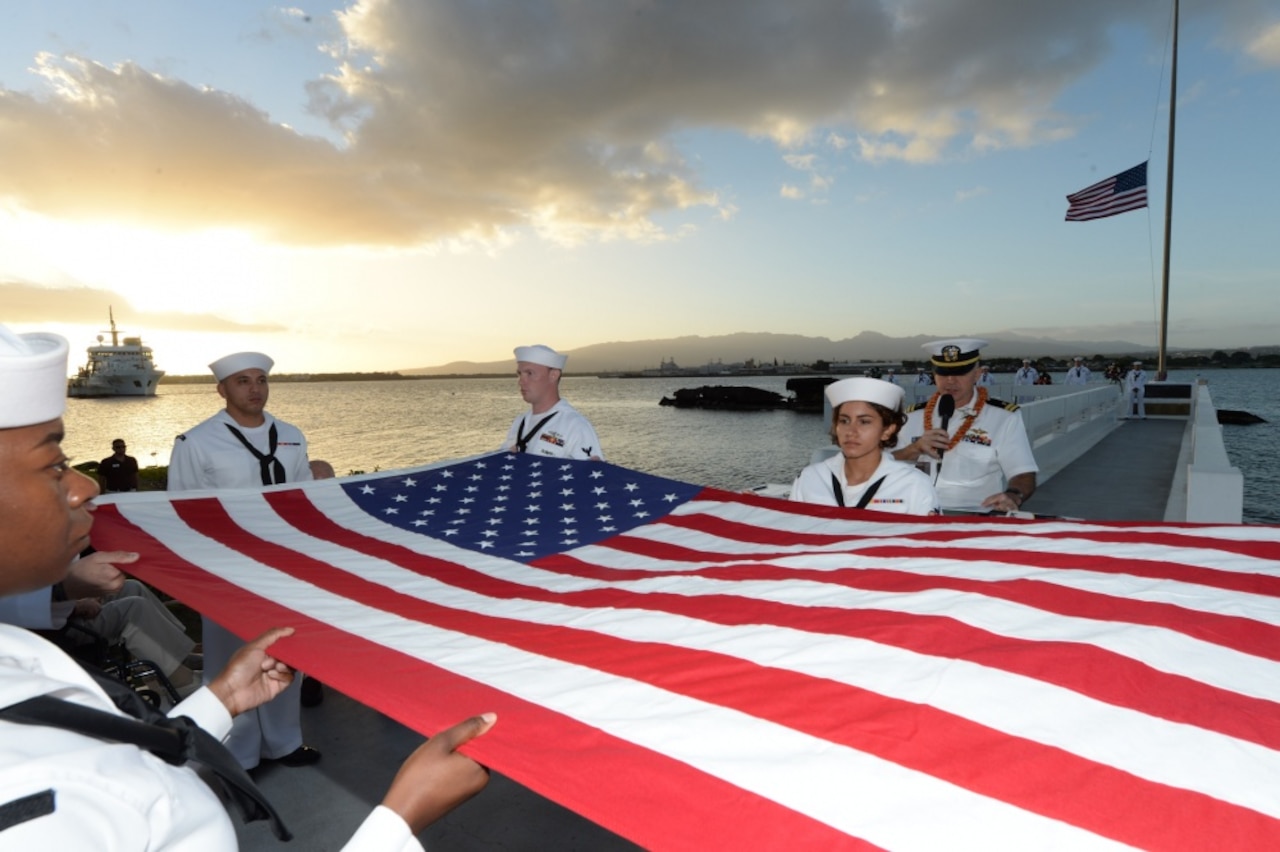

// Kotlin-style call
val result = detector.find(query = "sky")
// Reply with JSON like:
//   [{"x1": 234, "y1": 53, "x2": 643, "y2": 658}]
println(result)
[{"x1": 2, "y1": 0, "x2": 1278, "y2": 375}]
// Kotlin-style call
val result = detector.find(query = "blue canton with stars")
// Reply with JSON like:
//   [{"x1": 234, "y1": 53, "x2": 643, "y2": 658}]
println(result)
[{"x1": 341, "y1": 454, "x2": 705, "y2": 562}]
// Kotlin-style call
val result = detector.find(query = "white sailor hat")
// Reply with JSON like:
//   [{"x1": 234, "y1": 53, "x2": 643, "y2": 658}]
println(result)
[
  {"x1": 1132, "y1": 360, "x2": 1143, "y2": 366},
  {"x1": 209, "y1": 351, "x2": 274, "y2": 382},
  {"x1": 825, "y1": 377, "x2": 905, "y2": 413},
  {"x1": 1073, "y1": 356, "x2": 1084, "y2": 362},
  {"x1": 0, "y1": 324, "x2": 70, "y2": 429},
  {"x1": 513, "y1": 344, "x2": 567, "y2": 370},
  {"x1": 922, "y1": 338, "x2": 987, "y2": 375}
]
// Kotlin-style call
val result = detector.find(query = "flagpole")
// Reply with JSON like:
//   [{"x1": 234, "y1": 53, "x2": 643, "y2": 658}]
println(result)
[{"x1": 1157, "y1": 0, "x2": 1178, "y2": 379}]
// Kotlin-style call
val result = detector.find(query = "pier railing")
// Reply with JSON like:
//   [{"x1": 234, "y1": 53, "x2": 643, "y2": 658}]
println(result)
[
  {"x1": 1018, "y1": 382, "x2": 1243, "y2": 523},
  {"x1": 1018, "y1": 386, "x2": 1122, "y2": 483}
]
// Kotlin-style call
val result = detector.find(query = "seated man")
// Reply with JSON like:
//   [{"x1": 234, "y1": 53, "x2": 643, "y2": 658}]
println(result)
[
  {"x1": 893, "y1": 338, "x2": 1038, "y2": 513},
  {"x1": 55, "y1": 577, "x2": 200, "y2": 692}
]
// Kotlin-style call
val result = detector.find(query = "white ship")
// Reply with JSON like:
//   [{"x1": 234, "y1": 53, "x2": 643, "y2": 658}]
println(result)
[{"x1": 67, "y1": 308, "x2": 166, "y2": 398}]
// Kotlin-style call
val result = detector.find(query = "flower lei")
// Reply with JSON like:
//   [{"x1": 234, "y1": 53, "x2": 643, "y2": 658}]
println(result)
[{"x1": 924, "y1": 387, "x2": 988, "y2": 451}]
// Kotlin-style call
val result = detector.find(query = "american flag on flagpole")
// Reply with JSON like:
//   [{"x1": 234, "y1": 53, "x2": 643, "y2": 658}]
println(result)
[
  {"x1": 91, "y1": 453, "x2": 1280, "y2": 850},
  {"x1": 1065, "y1": 161, "x2": 1149, "y2": 221}
]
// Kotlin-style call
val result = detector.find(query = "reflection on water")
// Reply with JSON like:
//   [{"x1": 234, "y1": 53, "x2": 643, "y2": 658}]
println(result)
[{"x1": 62, "y1": 369, "x2": 1278, "y2": 524}]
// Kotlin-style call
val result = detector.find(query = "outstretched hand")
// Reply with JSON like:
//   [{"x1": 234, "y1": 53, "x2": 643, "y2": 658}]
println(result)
[
  {"x1": 207, "y1": 627, "x2": 297, "y2": 717},
  {"x1": 382, "y1": 713, "x2": 497, "y2": 834},
  {"x1": 62, "y1": 550, "x2": 135, "y2": 599}
]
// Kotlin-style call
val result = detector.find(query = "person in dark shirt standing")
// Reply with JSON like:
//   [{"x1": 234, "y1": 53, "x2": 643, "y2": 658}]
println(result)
[{"x1": 97, "y1": 438, "x2": 138, "y2": 492}]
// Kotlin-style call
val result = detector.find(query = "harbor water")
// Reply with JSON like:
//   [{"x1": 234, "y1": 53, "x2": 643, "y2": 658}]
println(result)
[{"x1": 62, "y1": 368, "x2": 1279, "y2": 525}]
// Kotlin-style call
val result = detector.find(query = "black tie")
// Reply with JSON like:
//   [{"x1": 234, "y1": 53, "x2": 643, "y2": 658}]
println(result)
[
  {"x1": 0, "y1": 667, "x2": 292, "y2": 840},
  {"x1": 515, "y1": 412, "x2": 557, "y2": 453},
  {"x1": 225, "y1": 423, "x2": 287, "y2": 486}
]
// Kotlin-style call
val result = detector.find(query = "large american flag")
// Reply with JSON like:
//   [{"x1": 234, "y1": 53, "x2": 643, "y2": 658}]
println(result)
[
  {"x1": 1065, "y1": 161, "x2": 1149, "y2": 222},
  {"x1": 91, "y1": 453, "x2": 1280, "y2": 850}
]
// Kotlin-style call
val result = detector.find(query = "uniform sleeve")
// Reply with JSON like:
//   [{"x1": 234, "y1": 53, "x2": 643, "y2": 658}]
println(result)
[
  {"x1": 565, "y1": 416, "x2": 604, "y2": 461},
  {"x1": 996, "y1": 413, "x2": 1039, "y2": 479},
  {"x1": 166, "y1": 434, "x2": 205, "y2": 492},
  {"x1": 341, "y1": 804, "x2": 423, "y2": 852},
  {"x1": 902, "y1": 469, "x2": 941, "y2": 515},
  {"x1": 789, "y1": 462, "x2": 836, "y2": 506},
  {"x1": 0, "y1": 588, "x2": 56, "y2": 629},
  {"x1": 500, "y1": 414, "x2": 521, "y2": 452}
]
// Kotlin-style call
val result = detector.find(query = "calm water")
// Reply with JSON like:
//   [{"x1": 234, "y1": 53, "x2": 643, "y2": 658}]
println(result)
[{"x1": 62, "y1": 369, "x2": 1280, "y2": 525}]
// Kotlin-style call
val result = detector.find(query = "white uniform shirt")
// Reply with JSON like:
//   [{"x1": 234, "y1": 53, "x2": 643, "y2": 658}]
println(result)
[
  {"x1": 168, "y1": 410, "x2": 312, "y2": 491},
  {"x1": 903, "y1": 391, "x2": 1039, "y2": 510},
  {"x1": 976, "y1": 371, "x2": 996, "y2": 388},
  {"x1": 1013, "y1": 367, "x2": 1039, "y2": 386},
  {"x1": 1064, "y1": 366, "x2": 1092, "y2": 385},
  {"x1": 502, "y1": 399, "x2": 604, "y2": 460},
  {"x1": 1125, "y1": 369, "x2": 1147, "y2": 395},
  {"x1": 0, "y1": 627, "x2": 420, "y2": 851},
  {"x1": 0, "y1": 624, "x2": 236, "y2": 849},
  {"x1": 790, "y1": 452, "x2": 938, "y2": 515}
]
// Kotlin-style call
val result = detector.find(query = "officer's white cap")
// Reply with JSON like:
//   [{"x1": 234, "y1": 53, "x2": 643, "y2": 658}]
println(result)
[
  {"x1": 922, "y1": 338, "x2": 988, "y2": 375},
  {"x1": 209, "y1": 351, "x2": 274, "y2": 382},
  {"x1": 0, "y1": 324, "x2": 69, "y2": 429},
  {"x1": 514, "y1": 344, "x2": 566, "y2": 370},
  {"x1": 825, "y1": 377, "x2": 905, "y2": 413}
]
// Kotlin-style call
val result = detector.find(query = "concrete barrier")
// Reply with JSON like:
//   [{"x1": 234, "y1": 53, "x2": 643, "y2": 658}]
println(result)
[{"x1": 1181, "y1": 382, "x2": 1244, "y2": 523}]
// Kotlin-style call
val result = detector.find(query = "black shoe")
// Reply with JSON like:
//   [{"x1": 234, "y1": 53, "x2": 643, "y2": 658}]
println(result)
[
  {"x1": 274, "y1": 745, "x2": 321, "y2": 767},
  {"x1": 300, "y1": 677, "x2": 324, "y2": 707}
]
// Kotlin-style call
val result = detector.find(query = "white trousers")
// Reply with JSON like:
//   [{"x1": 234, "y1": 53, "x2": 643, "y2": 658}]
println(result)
[{"x1": 201, "y1": 618, "x2": 304, "y2": 769}]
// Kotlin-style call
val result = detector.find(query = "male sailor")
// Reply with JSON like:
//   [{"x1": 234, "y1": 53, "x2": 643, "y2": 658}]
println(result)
[
  {"x1": 1124, "y1": 360, "x2": 1148, "y2": 418},
  {"x1": 168, "y1": 351, "x2": 319, "y2": 771},
  {"x1": 893, "y1": 338, "x2": 1038, "y2": 513},
  {"x1": 501, "y1": 344, "x2": 604, "y2": 460},
  {"x1": 1064, "y1": 357, "x2": 1092, "y2": 385}
]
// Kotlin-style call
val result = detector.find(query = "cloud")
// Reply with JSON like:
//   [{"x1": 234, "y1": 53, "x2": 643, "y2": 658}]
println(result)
[
  {"x1": 0, "y1": 282, "x2": 286, "y2": 332},
  {"x1": 1, "y1": 1, "x2": 1274, "y2": 247}
]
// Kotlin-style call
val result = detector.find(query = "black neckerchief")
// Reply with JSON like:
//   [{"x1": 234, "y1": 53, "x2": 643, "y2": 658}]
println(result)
[
  {"x1": 515, "y1": 411, "x2": 558, "y2": 453},
  {"x1": 830, "y1": 473, "x2": 887, "y2": 509},
  {"x1": 224, "y1": 422, "x2": 286, "y2": 486},
  {"x1": 0, "y1": 666, "x2": 291, "y2": 839}
]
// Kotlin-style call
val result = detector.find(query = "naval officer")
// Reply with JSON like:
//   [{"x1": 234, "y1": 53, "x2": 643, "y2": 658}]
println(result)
[{"x1": 893, "y1": 338, "x2": 1038, "y2": 513}]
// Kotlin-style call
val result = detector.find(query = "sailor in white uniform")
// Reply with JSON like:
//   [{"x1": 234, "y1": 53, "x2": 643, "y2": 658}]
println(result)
[
  {"x1": 895, "y1": 338, "x2": 1039, "y2": 513},
  {"x1": 1124, "y1": 360, "x2": 1148, "y2": 418},
  {"x1": 1013, "y1": 358, "x2": 1039, "y2": 402},
  {"x1": 1064, "y1": 357, "x2": 1092, "y2": 385},
  {"x1": 168, "y1": 351, "x2": 318, "y2": 771},
  {"x1": 790, "y1": 378, "x2": 938, "y2": 515},
  {"x1": 502, "y1": 344, "x2": 604, "y2": 460}
]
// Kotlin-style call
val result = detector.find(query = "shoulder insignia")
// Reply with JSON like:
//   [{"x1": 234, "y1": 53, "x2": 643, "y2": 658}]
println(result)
[
  {"x1": 987, "y1": 397, "x2": 1020, "y2": 411},
  {"x1": 906, "y1": 402, "x2": 924, "y2": 413}
]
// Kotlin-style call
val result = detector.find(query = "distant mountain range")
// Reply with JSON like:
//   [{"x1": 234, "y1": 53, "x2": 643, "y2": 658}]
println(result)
[{"x1": 404, "y1": 330, "x2": 1163, "y2": 375}]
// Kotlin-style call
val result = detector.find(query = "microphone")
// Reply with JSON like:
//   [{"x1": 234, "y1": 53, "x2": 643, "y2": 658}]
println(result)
[{"x1": 936, "y1": 394, "x2": 955, "y2": 458}]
